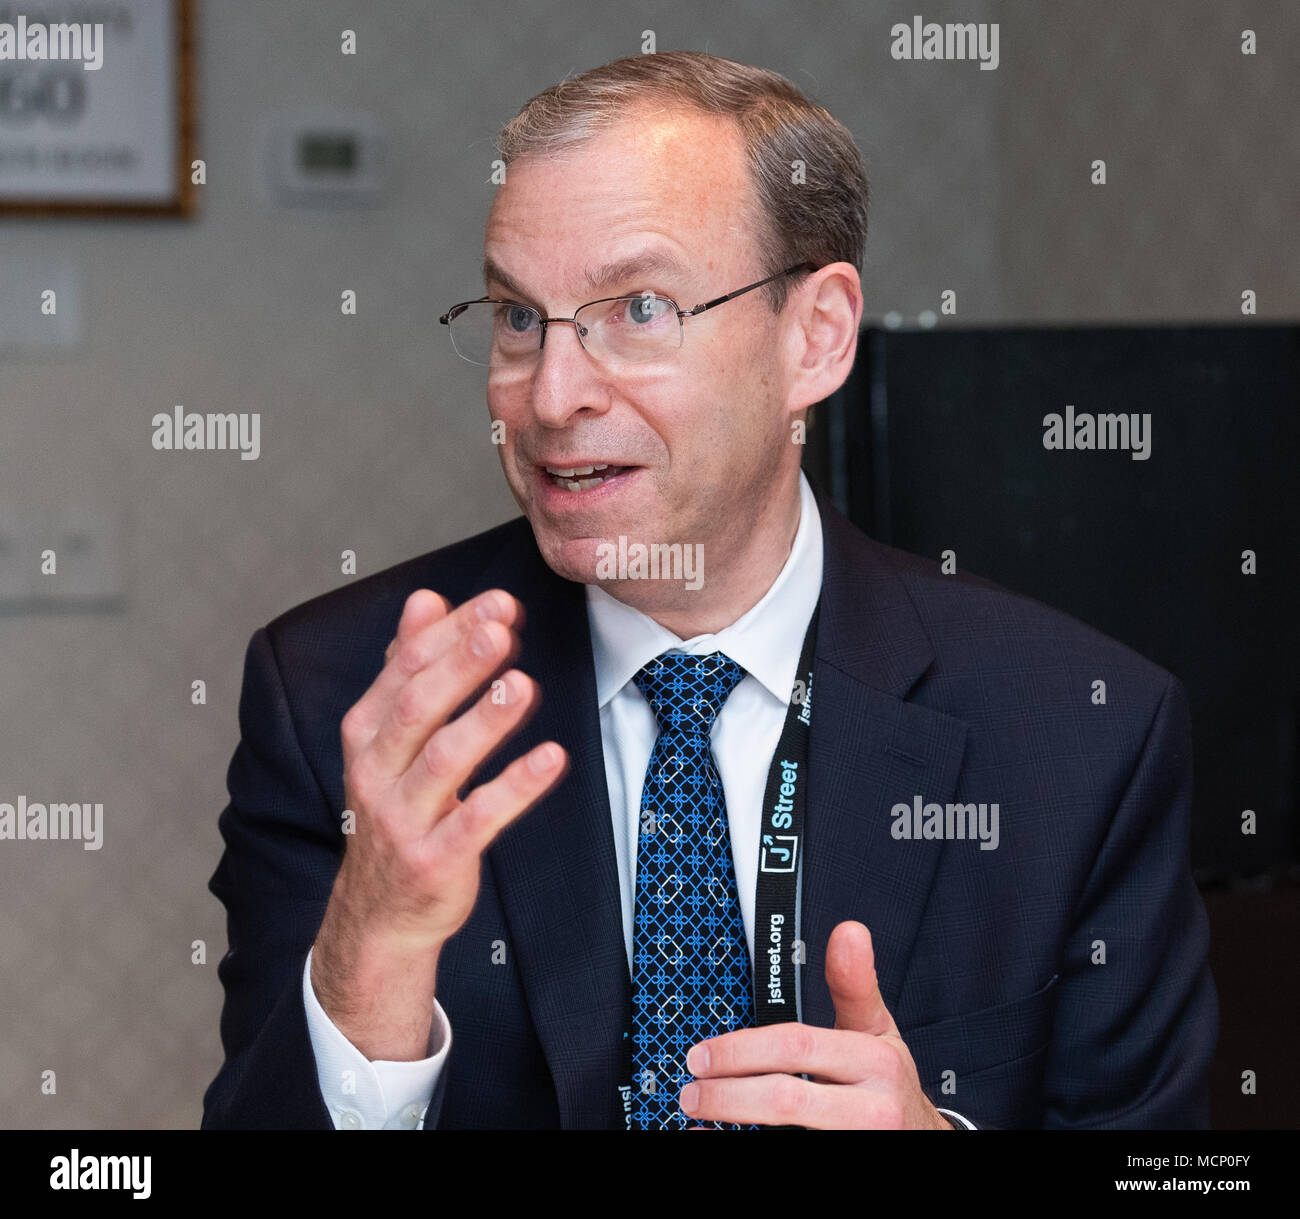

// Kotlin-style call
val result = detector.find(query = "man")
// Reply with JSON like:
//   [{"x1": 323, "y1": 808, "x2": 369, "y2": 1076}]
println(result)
[{"x1": 203, "y1": 51, "x2": 1216, "y2": 1130}]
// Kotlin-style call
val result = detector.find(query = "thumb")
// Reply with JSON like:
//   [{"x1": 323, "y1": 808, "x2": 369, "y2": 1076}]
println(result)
[{"x1": 827, "y1": 920, "x2": 898, "y2": 1038}]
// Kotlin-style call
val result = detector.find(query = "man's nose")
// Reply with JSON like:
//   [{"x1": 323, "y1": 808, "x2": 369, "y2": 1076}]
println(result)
[{"x1": 528, "y1": 319, "x2": 609, "y2": 427}]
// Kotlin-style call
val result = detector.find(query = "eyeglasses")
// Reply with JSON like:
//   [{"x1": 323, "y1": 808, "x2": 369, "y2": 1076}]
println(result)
[{"x1": 438, "y1": 263, "x2": 818, "y2": 369}]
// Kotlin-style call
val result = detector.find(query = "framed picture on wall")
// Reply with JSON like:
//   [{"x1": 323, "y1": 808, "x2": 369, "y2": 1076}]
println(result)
[{"x1": 0, "y1": 0, "x2": 195, "y2": 215}]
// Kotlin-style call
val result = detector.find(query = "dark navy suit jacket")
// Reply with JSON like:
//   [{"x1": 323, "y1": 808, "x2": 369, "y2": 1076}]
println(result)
[{"x1": 203, "y1": 484, "x2": 1217, "y2": 1129}]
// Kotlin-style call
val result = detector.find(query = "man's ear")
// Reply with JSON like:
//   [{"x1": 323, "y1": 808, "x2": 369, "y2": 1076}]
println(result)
[{"x1": 782, "y1": 262, "x2": 863, "y2": 416}]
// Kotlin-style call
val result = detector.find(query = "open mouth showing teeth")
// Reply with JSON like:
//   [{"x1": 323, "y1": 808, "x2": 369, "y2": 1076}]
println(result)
[{"x1": 542, "y1": 462, "x2": 630, "y2": 491}]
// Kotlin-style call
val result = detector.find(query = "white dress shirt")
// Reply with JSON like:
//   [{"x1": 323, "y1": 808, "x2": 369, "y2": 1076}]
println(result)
[{"x1": 302, "y1": 470, "x2": 974, "y2": 1130}]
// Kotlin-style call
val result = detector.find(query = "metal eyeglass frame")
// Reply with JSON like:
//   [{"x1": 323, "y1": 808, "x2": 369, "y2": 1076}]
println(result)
[{"x1": 438, "y1": 262, "x2": 819, "y2": 363}]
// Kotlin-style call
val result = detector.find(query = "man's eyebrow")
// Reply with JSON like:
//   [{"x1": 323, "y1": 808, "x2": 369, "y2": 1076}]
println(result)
[
  {"x1": 481, "y1": 257, "x2": 534, "y2": 302},
  {"x1": 583, "y1": 250, "x2": 691, "y2": 294},
  {"x1": 482, "y1": 250, "x2": 691, "y2": 305}
]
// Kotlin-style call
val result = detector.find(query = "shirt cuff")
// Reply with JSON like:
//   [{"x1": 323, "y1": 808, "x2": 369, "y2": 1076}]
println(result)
[
  {"x1": 935, "y1": 1107, "x2": 977, "y2": 1129},
  {"x1": 302, "y1": 946, "x2": 451, "y2": 1129}
]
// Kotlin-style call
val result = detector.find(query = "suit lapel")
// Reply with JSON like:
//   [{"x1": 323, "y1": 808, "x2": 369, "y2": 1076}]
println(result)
[
  {"x1": 799, "y1": 491, "x2": 969, "y2": 1027},
  {"x1": 474, "y1": 525, "x2": 630, "y2": 1129}
]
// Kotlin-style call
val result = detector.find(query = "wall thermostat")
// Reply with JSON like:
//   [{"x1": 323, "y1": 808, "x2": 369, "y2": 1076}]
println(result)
[{"x1": 265, "y1": 110, "x2": 386, "y2": 207}]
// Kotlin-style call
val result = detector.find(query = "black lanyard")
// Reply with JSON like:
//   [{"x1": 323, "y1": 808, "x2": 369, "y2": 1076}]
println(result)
[{"x1": 753, "y1": 598, "x2": 818, "y2": 1026}]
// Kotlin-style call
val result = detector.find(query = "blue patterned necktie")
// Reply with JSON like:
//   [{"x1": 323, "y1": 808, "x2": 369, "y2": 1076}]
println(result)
[{"x1": 629, "y1": 650, "x2": 758, "y2": 1130}]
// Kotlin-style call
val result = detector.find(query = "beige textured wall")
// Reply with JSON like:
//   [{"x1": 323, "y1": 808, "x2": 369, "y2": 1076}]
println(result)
[
  {"x1": 0, "y1": 0, "x2": 1292, "y2": 1127},
  {"x1": 994, "y1": 0, "x2": 1297, "y2": 321}
]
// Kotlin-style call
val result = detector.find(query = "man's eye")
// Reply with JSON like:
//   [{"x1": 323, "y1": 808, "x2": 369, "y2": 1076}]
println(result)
[
  {"x1": 624, "y1": 294, "x2": 670, "y2": 324},
  {"x1": 498, "y1": 305, "x2": 537, "y2": 334}
]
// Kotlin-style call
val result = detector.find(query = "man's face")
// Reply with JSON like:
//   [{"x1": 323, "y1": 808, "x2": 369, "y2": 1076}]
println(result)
[{"x1": 481, "y1": 110, "x2": 795, "y2": 596}]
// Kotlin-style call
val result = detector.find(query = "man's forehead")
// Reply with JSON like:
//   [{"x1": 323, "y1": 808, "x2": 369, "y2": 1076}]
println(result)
[
  {"x1": 483, "y1": 112, "x2": 752, "y2": 300},
  {"x1": 506, "y1": 109, "x2": 745, "y2": 191}
]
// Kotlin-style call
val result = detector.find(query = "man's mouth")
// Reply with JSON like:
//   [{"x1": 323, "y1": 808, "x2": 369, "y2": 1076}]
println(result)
[{"x1": 540, "y1": 462, "x2": 633, "y2": 492}]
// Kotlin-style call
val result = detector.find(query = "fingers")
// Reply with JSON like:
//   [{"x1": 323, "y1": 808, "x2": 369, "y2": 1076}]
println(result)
[
  {"x1": 687, "y1": 1022, "x2": 898, "y2": 1087},
  {"x1": 342, "y1": 588, "x2": 522, "y2": 773},
  {"x1": 393, "y1": 664, "x2": 543, "y2": 821},
  {"x1": 386, "y1": 588, "x2": 449, "y2": 665},
  {"x1": 680, "y1": 1072, "x2": 910, "y2": 1129},
  {"x1": 826, "y1": 921, "x2": 897, "y2": 1038},
  {"x1": 430, "y1": 738, "x2": 569, "y2": 860},
  {"x1": 381, "y1": 588, "x2": 527, "y2": 665},
  {"x1": 345, "y1": 588, "x2": 453, "y2": 747},
  {"x1": 367, "y1": 613, "x2": 519, "y2": 780}
]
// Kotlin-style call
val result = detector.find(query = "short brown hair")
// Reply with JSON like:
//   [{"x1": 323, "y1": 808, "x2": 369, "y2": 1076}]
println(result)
[{"x1": 495, "y1": 50, "x2": 869, "y2": 312}]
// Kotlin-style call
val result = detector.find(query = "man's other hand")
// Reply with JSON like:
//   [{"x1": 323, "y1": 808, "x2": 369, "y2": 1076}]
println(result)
[{"x1": 680, "y1": 921, "x2": 952, "y2": 1129}]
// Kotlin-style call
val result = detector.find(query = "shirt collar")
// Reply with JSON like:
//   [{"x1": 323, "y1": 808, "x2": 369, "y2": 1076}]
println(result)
[{"x1": 585, "y1": 469, "x2": 824, "y2": 708}]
